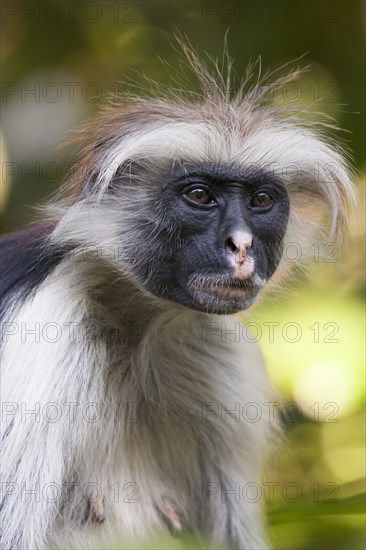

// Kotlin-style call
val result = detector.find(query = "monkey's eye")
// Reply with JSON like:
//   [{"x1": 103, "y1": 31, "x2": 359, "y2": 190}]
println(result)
[
  {"x1": 249, "y1": 191, "x2": 273, "y2": 210},
  {"x1": 185, "y1": 187, "x2": 215, "y2": 206}
]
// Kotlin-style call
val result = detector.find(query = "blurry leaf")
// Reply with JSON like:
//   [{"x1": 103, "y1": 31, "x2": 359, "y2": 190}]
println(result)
[{"x1": 267, "y1": 492, "x2": 366, "y2": 525}]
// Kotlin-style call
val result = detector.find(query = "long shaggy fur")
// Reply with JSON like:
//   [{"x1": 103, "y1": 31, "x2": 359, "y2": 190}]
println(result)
[{"x1": 0, "y1": 44, "x2": 354, "y2": 549}]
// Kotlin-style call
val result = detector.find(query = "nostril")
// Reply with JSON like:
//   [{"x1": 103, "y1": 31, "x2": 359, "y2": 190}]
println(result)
[{"x1": 225, "y1": 237, "x2": 240, "y2": 254}]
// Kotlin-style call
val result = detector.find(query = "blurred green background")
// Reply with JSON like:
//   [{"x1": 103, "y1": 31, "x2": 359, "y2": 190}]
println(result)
[{"x1": 1, "y1": 1, "x2": 365, "y2": 549}]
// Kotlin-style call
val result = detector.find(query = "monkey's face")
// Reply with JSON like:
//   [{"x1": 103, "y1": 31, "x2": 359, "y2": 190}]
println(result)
[{"x1": 134, "y1": 164, "x2": 290, "y2": 314}]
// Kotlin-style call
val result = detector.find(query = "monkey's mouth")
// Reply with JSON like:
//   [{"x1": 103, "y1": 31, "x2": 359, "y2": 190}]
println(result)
[
  {"x1": 186, "y1": 273, "x2": 266, "y2": 311},
  {"x1": 205, "y1": 282, "x2": 258, "y2": 299},
  {"x1": 188, "y1": 273, "x2": 265, "y2": 293},
  {"x1": 200, "y1": 280, "x2": 263, "y2": 300}
]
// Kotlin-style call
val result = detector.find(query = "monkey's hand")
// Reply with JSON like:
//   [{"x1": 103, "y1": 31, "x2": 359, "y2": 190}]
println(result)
[
  {"x1": 157, "y1": 496, "x2": 182, "y2": 537},
  {"x1": 88, "y1": 487, "x2": 105, "y2": 524}
]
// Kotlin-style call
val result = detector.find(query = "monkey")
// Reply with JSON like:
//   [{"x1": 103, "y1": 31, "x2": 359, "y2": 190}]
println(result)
[{"x1": 0, "y1": 44, "x2": 355, "y2": 550}]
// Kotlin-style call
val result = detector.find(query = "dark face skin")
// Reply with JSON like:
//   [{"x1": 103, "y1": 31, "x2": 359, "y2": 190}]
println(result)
[{"x1": 135, "y1": 164, "x2": 290, "y2": 314}]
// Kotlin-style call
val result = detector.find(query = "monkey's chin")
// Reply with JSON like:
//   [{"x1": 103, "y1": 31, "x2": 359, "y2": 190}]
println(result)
[{"x1": 187, "y1": 284, "x2": 262, "y2": 314}]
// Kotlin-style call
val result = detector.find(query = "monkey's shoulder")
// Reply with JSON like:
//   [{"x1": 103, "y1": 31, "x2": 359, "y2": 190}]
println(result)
[{"x1": 0, "y1": 221, "x2": 64, "y2": 312}]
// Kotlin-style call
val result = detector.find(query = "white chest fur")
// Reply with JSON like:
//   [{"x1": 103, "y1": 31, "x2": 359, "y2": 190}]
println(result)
[{"x1": 1, "y1": 279, "x2": 272, "y2": 549}]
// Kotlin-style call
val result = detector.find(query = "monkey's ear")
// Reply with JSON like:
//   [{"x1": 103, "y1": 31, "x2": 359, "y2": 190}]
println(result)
[
  {"x1": 82, "y1": 174, "x2": 97, "y2": 196},
  {"x1": 107, "y1": 160, "x2": 140, "y2": 193},
  {"x1": 82, "y1": 159, "x2": 140, "y2": 197}
]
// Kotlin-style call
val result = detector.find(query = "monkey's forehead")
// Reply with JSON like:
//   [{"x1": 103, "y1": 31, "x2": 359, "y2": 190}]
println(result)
[
  {"x1": 160, "y1": 162, "x2": 281, "y2": 189},
  {"x1": 97, "y1": 120, "x2": 339, "y2": 191}
]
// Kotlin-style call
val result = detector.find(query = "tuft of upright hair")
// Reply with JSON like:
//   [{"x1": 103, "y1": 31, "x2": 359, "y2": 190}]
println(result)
[
  {"x1": 60, "y1": 40, "x2": 354, "y2": 223},
  {"x1": 0, "y1": 40, "x2": 355, "y2": 550}
]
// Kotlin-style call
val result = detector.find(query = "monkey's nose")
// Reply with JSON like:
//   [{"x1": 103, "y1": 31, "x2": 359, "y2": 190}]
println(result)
[
  {"x1": 225, "y1": 231, "x2": 253, "y2": 263},
  {"x1": 225, "y1": 230, "x2": 255, "y2": 279}
]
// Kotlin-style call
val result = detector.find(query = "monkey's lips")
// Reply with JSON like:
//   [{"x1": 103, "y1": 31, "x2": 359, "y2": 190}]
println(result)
[
  {"x1": 187, "y1": 276, "x2": 265, "y2": 313},
  {"x1": 201, "y1": 281, "x2": 262, "y2": 300},
  {"x1": 210, "y1": 279, "x2": 257, "y2": 294}
]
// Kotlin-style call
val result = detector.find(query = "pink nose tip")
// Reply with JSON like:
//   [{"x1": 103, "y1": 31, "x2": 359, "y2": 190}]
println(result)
[
  {"x1": 225, "y1": 231, "x2": 255, "y2": 279},
  {"x1": 225, "y1": 231, "x2": 253, "y2": 262}
]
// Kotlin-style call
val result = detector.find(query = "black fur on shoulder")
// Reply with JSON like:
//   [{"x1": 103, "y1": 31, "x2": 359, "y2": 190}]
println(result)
[{"x1": 0, "y1": 222, "x2": 69, "y2": 319}]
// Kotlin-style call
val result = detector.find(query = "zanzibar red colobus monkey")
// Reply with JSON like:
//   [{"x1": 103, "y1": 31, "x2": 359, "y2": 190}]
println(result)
[{"x1": 0, "y1": 43, "x2": 355, "y2": 550}]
